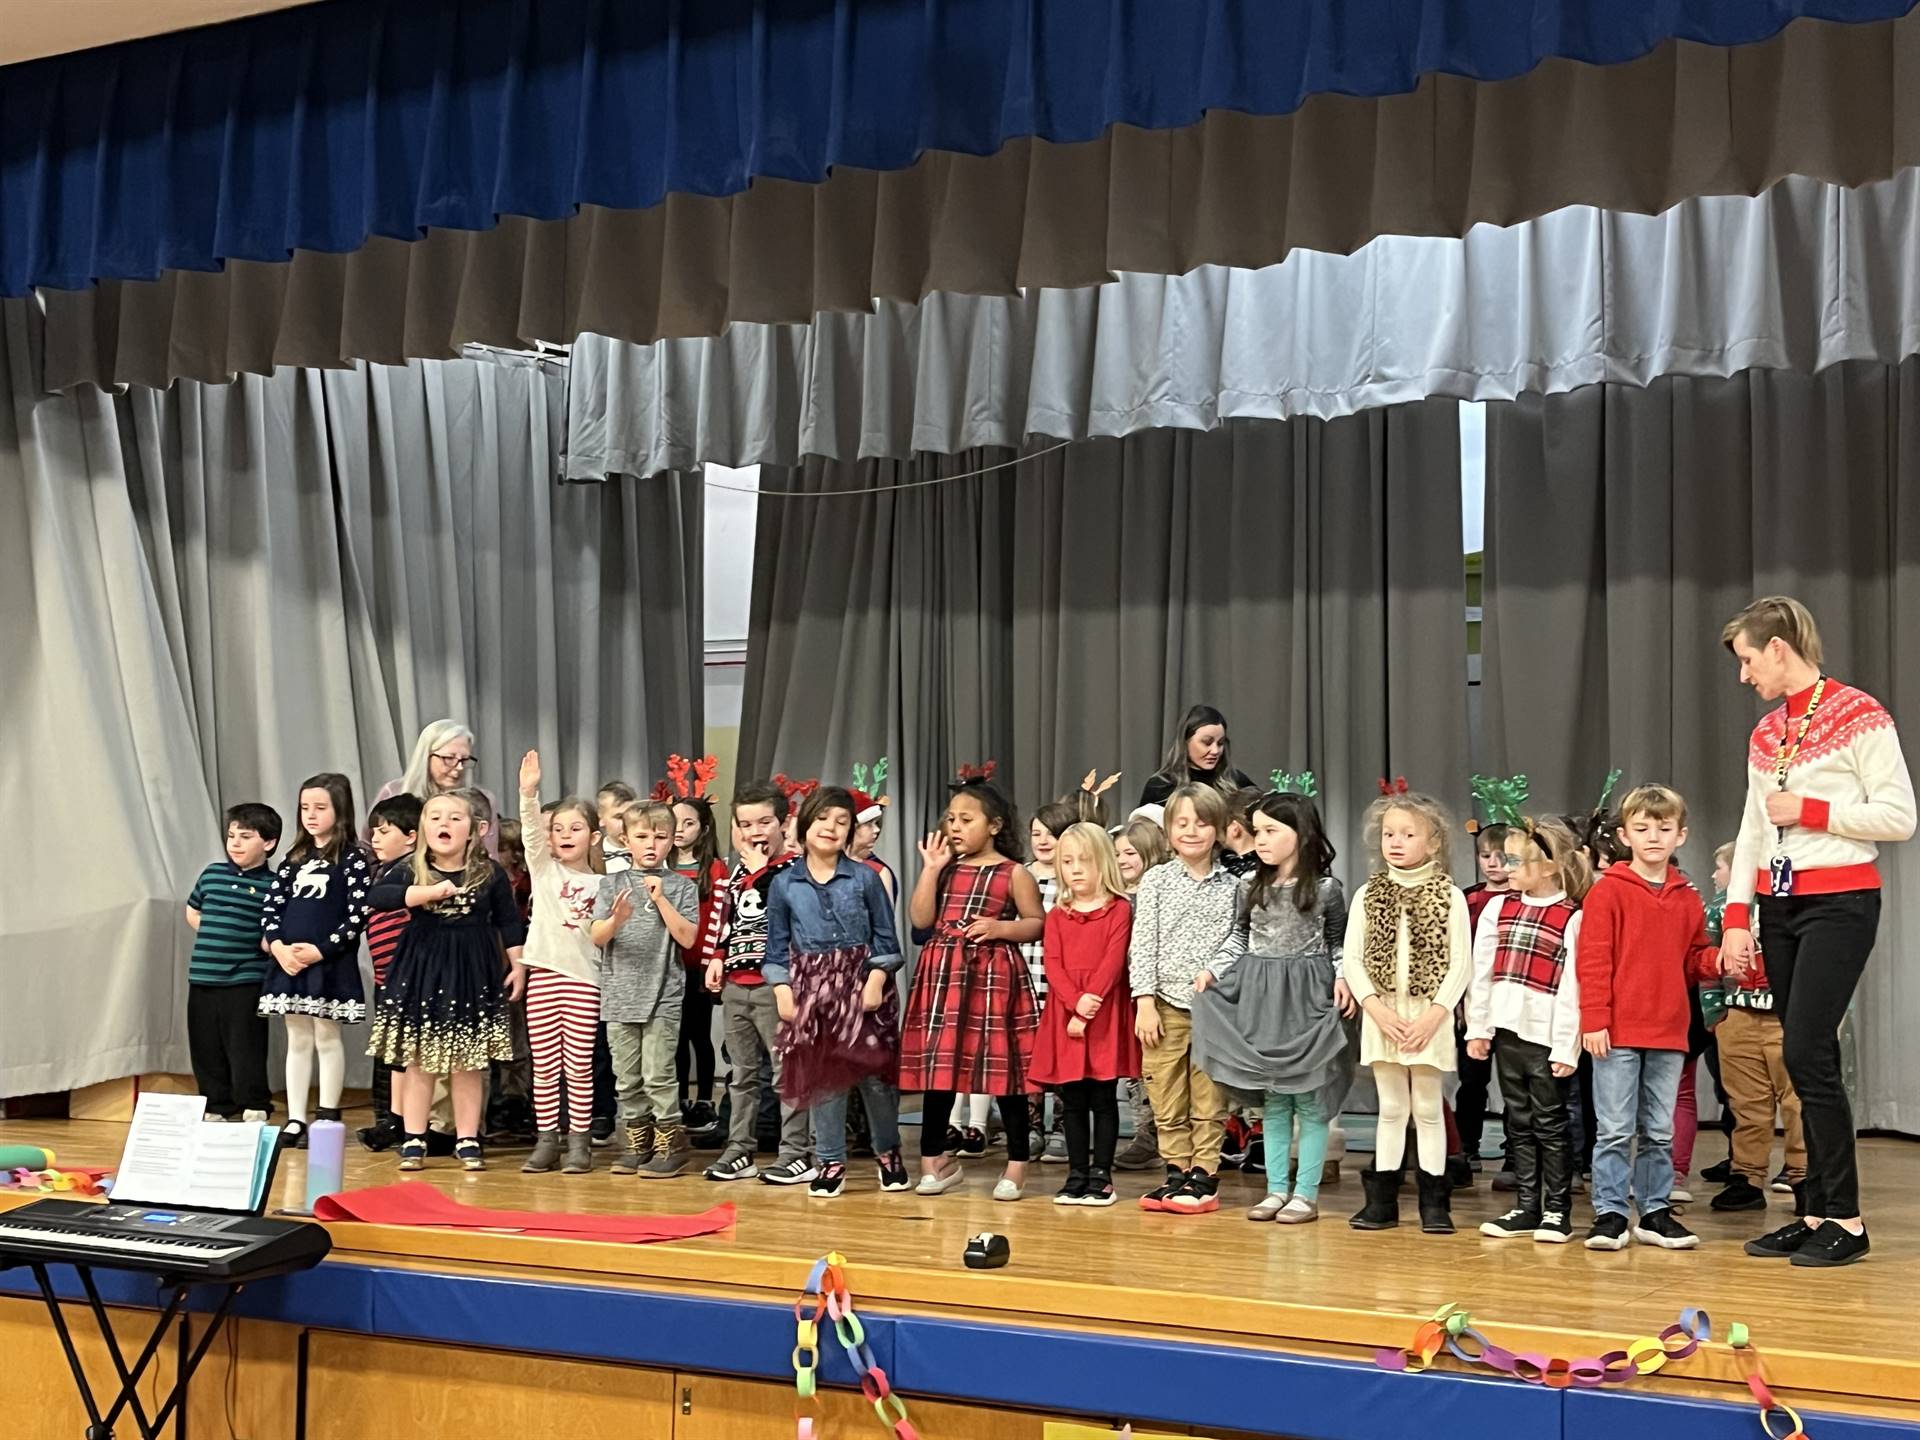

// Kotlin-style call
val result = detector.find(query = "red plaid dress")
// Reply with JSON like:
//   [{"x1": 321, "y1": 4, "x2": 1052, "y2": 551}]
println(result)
[
  {"x1": 898, "y1": 859, "x2": 1039, "y2": 1094},
  {"x1": 1491, "y1": 896, "x2": 1579, "y2": 996}
]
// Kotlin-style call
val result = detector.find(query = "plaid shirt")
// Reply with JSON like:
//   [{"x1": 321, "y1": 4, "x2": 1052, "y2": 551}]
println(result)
[
  {"x1": 1492, "y1": 896, "x2": 1579, "y2": 995},
  {"x1": 1466, "y1": 890, "x2": 1585, "y2": 1068}
]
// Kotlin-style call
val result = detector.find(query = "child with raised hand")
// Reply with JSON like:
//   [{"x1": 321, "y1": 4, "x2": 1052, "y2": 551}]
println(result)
[
  {"x1": 765, "y1": 786, "x2": 909, "y2": 1198},
  {"x1": 900, "y1": 779, "x2": 1047, "y2": 1201},
  {"x1": 1343, "y1": 790, "x2": 1472, "y2": 1235},
  {"x1": 514, "y1": 752, "x2": 607, "y2": 1174},
  {"x1": 592, "y1": 800, "x2": 700, "y2": 1178},
  {"x1": 368, "y1": 788, "x2": 527, "y2": 1171},
  {"x1": 1193, "y1": 790, "x2": 1356, "y2": 1224},
  {"x1": 1029, "y1": 823, "x2": 1138, "y2": 1207},
  {"x1": 260, "y1": 774, "x2": 375, "y2": 1145},
  {"x1": 186, "y1": 803, "x2": 283, "y2": 1123},
  {"x1": 1128, "y1": 783, "x2": 1241, "y2": 1215},
  {"x1": 1576, "y1": 785, "x2": 1718, "y2": 1252},
  {"x1": 1466, "y1": 818, "x2": 1590, "y2": 1244},
  {"x1": 358, "y1": 794, "x2": 420, "y2": 1151}
]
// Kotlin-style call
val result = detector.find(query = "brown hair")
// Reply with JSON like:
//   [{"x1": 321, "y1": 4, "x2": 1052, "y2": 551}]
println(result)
[
  {"x1": 1118, "y1": 818, "x2": 1172, "y2": 878},
  {"x1": 1721, "y1": 596, "x2": 1824, "y2": 668},
  {"x1": 795, "y1": 786, "x2": 856, "y2": 850},
  {"x1": 1619, "y1": 783, "x2": 1688, "y2": 829}
]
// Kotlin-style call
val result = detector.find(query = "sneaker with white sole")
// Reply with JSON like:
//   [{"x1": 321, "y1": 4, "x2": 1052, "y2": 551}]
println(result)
[
  {"x1": 1770, "y1": 1169, "x2": 1796, "y2": 1195},
  {"x1": 809, "y1": 1162, "x2": 847, "y2": 1198},
  {"x1": 876, "y1": 1149, "x2": 911, "y2": 1192},
  {"x1": 704, "y1": 1152, "x2": 759, "y2": 1182},
  {"x1": 760, "y1": 1156, "x2": 819, "y2": 1186},
  {"x1": 1533, "y1": 1210, "x2": 1573, "y2": 1244},
  {"x1": 1668, "y1": 1186, "x2": 1693, "y2": 1205},
  {"x1": 1633, "y1": 1207, "x2": 1700, "y2": 1249},
  {"x1": 1585, "y1": 1212, "x2": 1631, "y2": 1250},
  {"x1": 1079, "y1": 1170, "x2": 1117, "y2": 1207},
  {"x1": 1479, "y1": 1207, "x2": 1540, "y2": 1240}
]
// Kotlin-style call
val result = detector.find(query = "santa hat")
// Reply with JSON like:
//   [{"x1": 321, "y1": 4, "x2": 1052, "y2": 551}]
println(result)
[{"x1": 848, "y1": 788, "x2": 886, "y2": 825}]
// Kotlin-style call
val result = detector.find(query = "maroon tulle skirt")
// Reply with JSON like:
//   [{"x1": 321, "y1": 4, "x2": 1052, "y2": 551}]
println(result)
[{"x1": 775, "y1": 945, "x2": 900, "y2": 1109}]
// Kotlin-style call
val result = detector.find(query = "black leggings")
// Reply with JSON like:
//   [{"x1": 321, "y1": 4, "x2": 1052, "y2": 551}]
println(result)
[
  {"x1": 920, "y1": 1091, "x2": 1031, "y2": 1161},
  {"x1": 677, "y1": 979, "x2": 717, "y2": 1102},
  {"x1": 1758, "y1": 891, "x2": 1879, "y2": 1219},
  {"x1": 1057, "y1": 1078, "x2": 1120, "y2": 1175}
]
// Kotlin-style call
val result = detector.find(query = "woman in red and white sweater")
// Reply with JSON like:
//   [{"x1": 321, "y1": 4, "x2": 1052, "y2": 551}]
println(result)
[{"x1": 1721, "y1": 597, "x2": 1915, "y2": 1268}]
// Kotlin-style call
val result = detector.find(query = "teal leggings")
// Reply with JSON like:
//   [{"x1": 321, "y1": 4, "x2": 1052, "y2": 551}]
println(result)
[{"x1": 1263, "y1": 1091, "x2": 1329, "y2": 1201}]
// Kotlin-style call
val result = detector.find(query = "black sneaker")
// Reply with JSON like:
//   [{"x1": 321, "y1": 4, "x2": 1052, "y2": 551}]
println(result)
[
  {"x1": 944, "y1": 1125, "x2": 966, "y2": 1155},
  {"x1": 1478, "y1": 1207, "x2": 1540, "y2": 1240},
  {"x1": 1770, "y1": 1169, "x2": 1796, "y2": 1195},
  {"x1": 1745, "y1": 1218, "x2": 1819, "y2": 1258},
  {"x1": 1054, "y1": 1174, "x2": 1089, "y2": 1206},
  {"x1": 1140, "y1": 1165, "x2": 1188, "y2": 1213},
  {"x1": 704, "y1": 1153, "x2": 760, "y2": 1182},
  {"x1": 1790, "y1": 1220, "x2": 1869, "y2": 1268},
  {"x1": 1701, "y1": 1157, "x2": 1735, "y2": 1185},
  {"x1": 1633, "y1": 1207, "x2": 1699, "y2": 1249},
  {"x1": 1533, "y1": 1210, "x2": 1573, "y2": 1244},
  {"x1": 1585, "y1": 1213, "x2": 1631, "y2": 1251},
  {"x1": 1244, "y1": 1137, "x2": 1266, "y2": 1174},
  {"x1": 590, "y1": 1114, "x2": 615, "y2": 1147},
  {"x1": 454, "y1": 1137, "x2": 486, "y2": 1172},
  {"x1": 809, "y1": 1162, "x2": 847, "y2": 1199},
  {"x1": 1080, "y1": 1170, "x2": 1117, "y2": 1207},
  {"x1": 1711, "y1": 1176, "x2": 1768, "y2": 1212},
  {"x1": 959, "y1": 1126, "x2": 988, "y2": 1156},
  {"x1": 876, "y1": 1148, "x2": 911, "y2": 1193},
  {"x1": 357, "y1": 1117, "x2": 402, "y2": 1152},
  {"x1": 1165, "y1": 1169, "x2": 1220, "y2": 1215},
  {"x1": 760, "y1": 1156, "x2": 820, "y2": 1186}
]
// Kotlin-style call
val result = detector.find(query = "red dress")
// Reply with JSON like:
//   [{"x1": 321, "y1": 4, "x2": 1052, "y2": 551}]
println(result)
[
  {"x1": 1028, "y1": 897, "x2": 1140, "y2": 1085},
  {"x1": 899, "y1": 859, "x2": 1039, "y2": 1094}
]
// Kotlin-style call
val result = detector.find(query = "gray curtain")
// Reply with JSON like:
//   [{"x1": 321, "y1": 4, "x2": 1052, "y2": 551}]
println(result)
[
  {"x1": 1481, "y1": 362, "x2": 1920, "y2": 1134},
  {"x1": 738, "y1": 406, "x2": 1469, "y2": 892},
  {"x1": 1, "y1": 304, "x2": 702, "y2": 1097}
]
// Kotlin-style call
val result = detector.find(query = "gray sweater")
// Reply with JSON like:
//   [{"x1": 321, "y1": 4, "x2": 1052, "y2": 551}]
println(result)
[{"x1": 593, "y1": 868, "x2": 699, "y2": 1024}]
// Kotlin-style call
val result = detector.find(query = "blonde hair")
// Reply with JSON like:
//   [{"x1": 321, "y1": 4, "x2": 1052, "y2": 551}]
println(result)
[
  {"x1": 1620, "y1": 783, "x2": 1688, "y2": 829},
  {"x1": 1722, "y1": 596, "x2": 1823, "y2": 669},
  {"x1": 1164, "y1": 783, "x2": 1229, "y2": 850},
  {"x1": 411, "y1": 789, "x2": 496, "y2": 899},
  {"x1": 1714, "y1": 840, "x2": 1736, "y2": 868},
  {"x1": 1364, "y1": 793, "x2": 1454, "y2": 874},
  {"x1": 1505, "y1": 817, "x2": 1593, "y2": 902},
  {"x1": 1118, "y1": 818, "x2": 1172, "y2": 878},
  {"x1": 1055, "y1": 823, "x2": 1127, "y2": 906},
  {"x1": 621, "y1": 799, "x2": 676, "y2": 841}
]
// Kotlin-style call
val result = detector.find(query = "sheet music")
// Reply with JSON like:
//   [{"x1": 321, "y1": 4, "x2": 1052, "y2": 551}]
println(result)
[
  {"x1": 184, "y1": 1123, "x2": 269, "y2": 1212},
  {"x1": 112, "y1": 1093, "x2": 207, "y2": 1204}
]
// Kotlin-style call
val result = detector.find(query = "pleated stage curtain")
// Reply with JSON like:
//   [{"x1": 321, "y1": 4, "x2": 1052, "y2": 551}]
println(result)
[
  {"x1": 31, "y1": 8, "x2": 1920, "y2": 387},
  {"x1": 1480, "y1": 360, "x2": 1920, "y2": 1133},
  {"x1": 736, "y1": 406, "x2": 1469, "y2": 902}
]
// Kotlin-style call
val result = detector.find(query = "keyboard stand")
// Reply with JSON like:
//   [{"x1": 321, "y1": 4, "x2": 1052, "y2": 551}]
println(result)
[{"x1": 29, "y1": 1260, "x2": 243, "y2": 1440}]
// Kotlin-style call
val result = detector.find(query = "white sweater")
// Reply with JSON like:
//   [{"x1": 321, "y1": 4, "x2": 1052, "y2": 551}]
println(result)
[
  {"x1": 519, "y1": 792, "x2": 605, "y2": 984},
  {"x1": 1465, "y1": 891, "x2": 1584, "y2": 1070},
  {"x1": 1726, "y1": 680, "x2": 1916, "y2": 932}
]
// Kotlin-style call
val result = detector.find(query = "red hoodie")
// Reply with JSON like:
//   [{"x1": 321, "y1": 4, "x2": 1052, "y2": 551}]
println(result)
[{"x1": 1575, "y1": 864, "x2": 1716, "y2": 1051}]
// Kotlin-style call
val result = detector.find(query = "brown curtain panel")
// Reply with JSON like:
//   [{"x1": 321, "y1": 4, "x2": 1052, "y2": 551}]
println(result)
[
  {"x1": 737, "y1": 405, "x2": 1468, "y2": 892},
  {"x1": 1480, "y1": 361, "x2": 1920, "y2": 1133},
  {"x1": 39, "y1": 12, "x2": 1920, "y2": 390}
]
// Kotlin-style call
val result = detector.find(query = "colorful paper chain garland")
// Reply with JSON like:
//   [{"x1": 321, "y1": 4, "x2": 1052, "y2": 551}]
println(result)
[
  {"x1": 792, "y1": 1252, "x2": 919, "y2": 1440},
  {"x1": 5, "y1": 1166, "x2": 109, "y2": 1197},
  {"x1": 1376, "y1": 1304, "x2": 1808, "y2": 1438}
]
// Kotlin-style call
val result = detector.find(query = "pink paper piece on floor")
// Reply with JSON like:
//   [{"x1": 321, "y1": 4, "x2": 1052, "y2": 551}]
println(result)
[{"x1": 313, "y1": 1182, "x2": 735, "y2": 1243}]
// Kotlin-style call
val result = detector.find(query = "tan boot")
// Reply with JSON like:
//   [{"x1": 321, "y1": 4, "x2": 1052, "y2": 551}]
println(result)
[{"x1": 611, "y1": 1122, "x2": 653, "y2": 1176}]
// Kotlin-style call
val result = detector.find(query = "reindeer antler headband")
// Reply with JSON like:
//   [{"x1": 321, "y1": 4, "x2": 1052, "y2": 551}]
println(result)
[{"x1": 1270, "y1": 769, "x2": 1318, "y2": 798}]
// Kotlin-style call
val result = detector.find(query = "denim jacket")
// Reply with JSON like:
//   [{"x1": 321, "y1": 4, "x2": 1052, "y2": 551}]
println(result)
[{"x1": 763, "y1": 857, "x2": 903, "y2": 985}]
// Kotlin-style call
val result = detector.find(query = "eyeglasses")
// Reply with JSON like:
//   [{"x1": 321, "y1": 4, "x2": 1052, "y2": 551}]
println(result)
[{"x1": 431, "y1": 752, "x2": 476, "y2": 771}]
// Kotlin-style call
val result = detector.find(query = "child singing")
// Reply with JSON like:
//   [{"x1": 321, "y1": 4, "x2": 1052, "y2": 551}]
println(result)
[{"x1": 1343, "y1": 791, "x2": 1471, "y2": 1235}]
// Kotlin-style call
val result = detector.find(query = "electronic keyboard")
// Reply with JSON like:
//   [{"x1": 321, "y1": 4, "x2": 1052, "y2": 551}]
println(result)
[{"x1": 0, "y1": 1198, "x2": 331, "y2": 1281}]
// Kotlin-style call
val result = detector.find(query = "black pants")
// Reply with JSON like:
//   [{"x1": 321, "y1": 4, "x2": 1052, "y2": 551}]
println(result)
[
  {"x1": 1494, "y1": 1031, "x2": 1573, "y2": 1215},
  {"x1": 677, "y1": 979, "x2": 717, "y2": 1103},
  {"x1": 1758, "y1": 890, "x2": 1879, "y2": 1219},
  {"x1": 187, "y1": 984, "x2": 270, "y2": 1116},
  {"x1": 1057, "y1": 1079, "x2": 1119, "y2": 1176},
  {"x1": 920, "y1": 1091, "x2": 1031, "y2": 1161},
  {"x1": 592, "y1": 1023, "x2": 616, "y2": 1121},
  {"x1": 1572, "y1": 1050, "x2": 1599, "y2": 1169},
  {"x1": 1454, "y1": 1021, "x2": 1495, "y2": 1158}
]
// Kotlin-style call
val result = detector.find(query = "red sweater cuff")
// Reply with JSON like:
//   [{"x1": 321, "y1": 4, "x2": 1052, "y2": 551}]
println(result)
[
  {"x1": 1800, "y1": 797, "x2": 1831, "y2": 831},
  {"x1": 1723, "y1": 902, "x2": 1751, "y2": 933}
]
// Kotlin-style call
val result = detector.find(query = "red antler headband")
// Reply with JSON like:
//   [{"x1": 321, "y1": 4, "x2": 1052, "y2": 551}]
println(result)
[
  {"x1": 772, "y1": 772, "x2": 820, "y2": 802},
  {"x1": 1377, "y1": 776, "x2": 1410, "y2": 796},
  {"x1": 955, "y1": 760, "x2": 998, "y2": 783},
  {"x1": 652, "y1": 752, "x2": 718, "y2": 802}
]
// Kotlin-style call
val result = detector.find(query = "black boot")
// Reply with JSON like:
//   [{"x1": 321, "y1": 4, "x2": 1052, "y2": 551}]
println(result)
[
  {"x1": 1350, "y1": 1167, "x2": 1403, "y2": 1229},
  {"x1": 1416, "y1": 1168, "x2": 1455, "y2": 1234}
]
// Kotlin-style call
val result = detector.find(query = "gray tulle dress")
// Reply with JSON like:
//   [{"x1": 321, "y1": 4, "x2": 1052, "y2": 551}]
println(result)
[{"x1": 1191, "y1": 876, "x2": 1358, "y2": 1118}]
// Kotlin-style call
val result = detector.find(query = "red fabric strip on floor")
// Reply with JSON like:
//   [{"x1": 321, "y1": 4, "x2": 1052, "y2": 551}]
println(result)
[{"x1": 313, "y1": 1182, "x2": 734, "y2": 1243}]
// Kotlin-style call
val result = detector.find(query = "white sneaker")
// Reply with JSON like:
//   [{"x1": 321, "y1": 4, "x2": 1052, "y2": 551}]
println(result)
[
  {"x1": 242, "y1": 1110, "x2": 270, "y2": 1123},
  {"x1": 992, "y1": 1176, "x2": 1024, "y2": 1202},
  {"x1": 1669, "y1": 1187, "x2": 1693, "y2": 1205}
]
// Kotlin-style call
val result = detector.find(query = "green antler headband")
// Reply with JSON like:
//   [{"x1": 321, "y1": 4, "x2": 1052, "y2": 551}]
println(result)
[
  {"x1": 850, "y1": 756, "x2": 890, "y2": 797},
  {"x1": 1466, "y1": 773, "x2": 1529, "y2": 832},
  {"x1": 1269, "y1": 769, "x2": 1318, "y2": 798},
  {"x1": 1593, "y1": 767, "x2": 1624, "y2": 815}
]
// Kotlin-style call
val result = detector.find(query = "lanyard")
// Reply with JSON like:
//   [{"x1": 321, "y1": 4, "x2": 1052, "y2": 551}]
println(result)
[{"x1": 1774, "y1": 675, "x2": 1827, "y2": 791}]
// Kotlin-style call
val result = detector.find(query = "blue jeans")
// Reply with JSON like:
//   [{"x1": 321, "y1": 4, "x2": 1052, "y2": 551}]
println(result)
[
  {"x1": 811, "y1": 1075, "x2": 902, "y2": 1165},
  {"x1": 1590, "y1": 1047, "x2": 1684, "y2": 1218}
]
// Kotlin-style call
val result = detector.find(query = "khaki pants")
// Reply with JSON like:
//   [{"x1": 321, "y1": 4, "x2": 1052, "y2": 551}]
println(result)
[
  {"x1": 1142, "y1": 1004, "x2": 1225, "y2": 1173},
  {"x1": 1717, "y1": 1006, "x2": 1806, "y2": 1183},
  {"x1": 608, "y1": 1003, "x2": 684, "y2": 1130}
]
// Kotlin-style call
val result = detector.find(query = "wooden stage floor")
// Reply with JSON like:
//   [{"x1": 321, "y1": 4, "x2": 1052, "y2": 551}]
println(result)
[{"x1": 6, "y1": 1115, "x2": 1919, "y2": 1424}]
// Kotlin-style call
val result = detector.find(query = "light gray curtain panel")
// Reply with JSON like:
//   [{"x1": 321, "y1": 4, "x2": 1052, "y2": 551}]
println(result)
[
  {"x1": 1, "y1": 306, "x2": 701, "y2": 1097},
  {"x1": 565, "y1": 169, "x2": 1920, "y2": 478},
  {"x1": 736, "y1": 406, "x2": 1469, "y2": 898},
  {"x1": 1481, "y1": 360, "x2": 1920, "y2": 1134}
]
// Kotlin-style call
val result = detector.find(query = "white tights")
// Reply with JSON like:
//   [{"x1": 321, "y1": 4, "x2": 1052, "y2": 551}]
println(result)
[
  {"x1": 283, "y1": 1015, "x2": 345, "y2": 1123},
  {"x1": 1372, "y1": 1062, "x2": 1445, "y2": 1175}
]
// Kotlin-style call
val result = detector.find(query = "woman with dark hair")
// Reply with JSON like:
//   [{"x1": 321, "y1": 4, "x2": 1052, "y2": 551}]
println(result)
[
  {"x1": 1721, "y1": 596, "x2": 1914, "y2": 1268},
  {"x1": 1138, "y1": 704, "x2": 1256, "y2": 808}
]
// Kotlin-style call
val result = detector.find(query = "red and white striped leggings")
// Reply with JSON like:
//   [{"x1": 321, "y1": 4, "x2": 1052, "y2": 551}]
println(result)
[{"x1": 526, "y1": 969, "x2": 600, "y2": 1134}]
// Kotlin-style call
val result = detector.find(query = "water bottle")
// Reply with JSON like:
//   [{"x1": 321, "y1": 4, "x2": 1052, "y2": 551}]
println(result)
[{"x1": 304, "y1": 1119, "x2": 346, "y2": 1211}]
